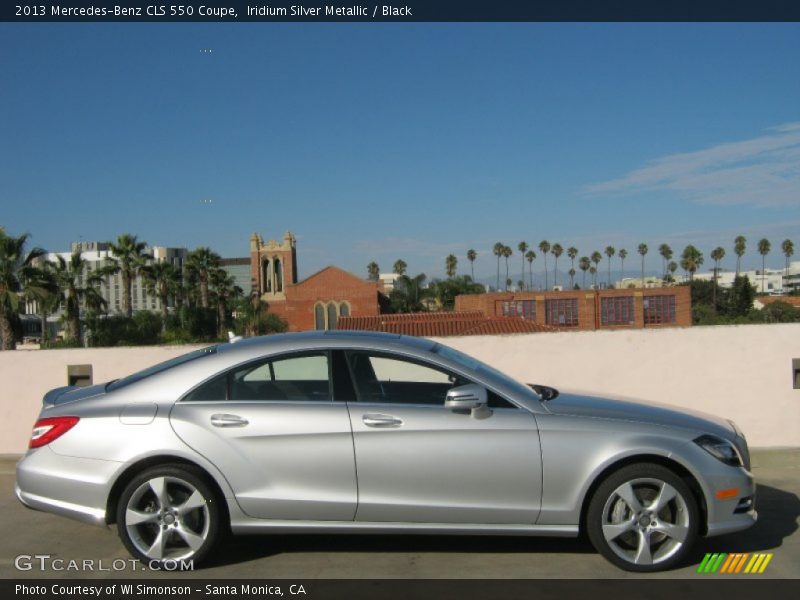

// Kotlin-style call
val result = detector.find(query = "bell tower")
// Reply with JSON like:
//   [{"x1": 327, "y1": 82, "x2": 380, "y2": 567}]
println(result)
[{"x1": 250, "y1": 231, "x2": 298, "y2": 300}]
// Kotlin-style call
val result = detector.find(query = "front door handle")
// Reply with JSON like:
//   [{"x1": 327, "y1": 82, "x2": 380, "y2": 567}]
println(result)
[
  {"x1": 210, "y1": 413, "x2": 249, "y2": 428},
  {"x1": 362, "y1": 413, "x2": 403, "y2": 428}
]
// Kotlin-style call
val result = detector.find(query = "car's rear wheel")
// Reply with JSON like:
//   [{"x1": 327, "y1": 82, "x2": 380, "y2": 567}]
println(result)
[
  {"x1": 586, "y1": 463, "x2": 699, "y2": 572},
  {"x1": 116, "y1": 465, "x2": 221, "y2": 568}
]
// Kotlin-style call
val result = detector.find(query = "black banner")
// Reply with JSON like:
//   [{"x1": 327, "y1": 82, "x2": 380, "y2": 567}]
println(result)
[
  {"x1": 3, "y1": 0, "x2": 800, "y2": 23},
  {"x1": 5, "y1": 580, "x2": 800, "y2": 600}
]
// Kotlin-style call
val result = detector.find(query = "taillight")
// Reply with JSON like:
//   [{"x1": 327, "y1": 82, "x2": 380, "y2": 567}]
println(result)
[{"x1": 29, "y1": 416, "x2": 80, "y2": 449}]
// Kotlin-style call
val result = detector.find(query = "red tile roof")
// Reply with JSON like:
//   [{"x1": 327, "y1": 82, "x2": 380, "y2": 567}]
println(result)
[{"x1": 337, "y1": 312, "x2": 559, "y2": 337}]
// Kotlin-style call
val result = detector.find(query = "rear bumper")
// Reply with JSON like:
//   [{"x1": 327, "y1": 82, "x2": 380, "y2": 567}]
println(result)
[{"x1": 15, "y1": 447, "x2": 121, "y2": 527}]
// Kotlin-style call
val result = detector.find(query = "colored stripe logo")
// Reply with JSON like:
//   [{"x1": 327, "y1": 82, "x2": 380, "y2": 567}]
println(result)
[{"x1": 697, "y1": 553, "x2": 773, "y2": 574}]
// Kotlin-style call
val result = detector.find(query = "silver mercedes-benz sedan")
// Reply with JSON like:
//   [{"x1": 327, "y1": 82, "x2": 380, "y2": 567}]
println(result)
[{"x1": 16, "y1": 331, "x2": 756, "y2": 571}]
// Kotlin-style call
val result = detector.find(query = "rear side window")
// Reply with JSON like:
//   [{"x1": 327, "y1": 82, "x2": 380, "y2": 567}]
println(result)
[{"x1": 183, "y1": 352, "x2": 332, "y2": 402}]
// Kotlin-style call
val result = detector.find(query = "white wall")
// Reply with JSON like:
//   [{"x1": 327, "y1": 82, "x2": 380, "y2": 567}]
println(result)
[
  {"x1": 433, "y1": 324, "x2": 800, "y2": 448},
  {"x1": 1, "y1": 324, "x2": 798, "y2": 454}
]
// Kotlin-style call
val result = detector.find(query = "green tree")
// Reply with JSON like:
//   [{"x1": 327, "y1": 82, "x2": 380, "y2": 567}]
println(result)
[
  {"x1": 50, "y1": 251, "x2": 107, "y2": 343},
  {"x1": 589, "y1": 265, "x2": 598, "y2": 287},
  {"x1": 210, "y1": 268, "x2": 242, "y2": 338},
  {"x1": 590, "y1": 251, "x2": 602, "y2": 288},
  {"x1": 667, "y1": 261, "x2": 678, "y2": 282},
  {"x1": 781, "y1": 239, "x2": 794, "y2": 280},
  {"x1": 502, "y1": 246, "x2": 513, "y2": 290},
  {"x1": 734, "y1": 235, "x2": 746, "y2": 277},
  {"x1": 140, "y1": 261, "x2": 179, "y2": 333},
  {"x1": 637, "y1": 243, "x2": 648, "y2": 287},
  {"x1": 618, "y1": 248, "x2": 628, "y2": 281},
  {"x1": 466, "y1": 249, "x2": 477, "y2": 280},
  {"x1": 0, "y1": 231, "x2": 48, "y2": 350},
  {"x1": 658, "y1": 244, "x2": 673, "y2": 279},
  {"x1": 728, "y1": 275, "x2": 756, "y2": 317},
  {"x1": 234, "y1": 296, "x2": 287, "y2": 337},
  {"x1": 710, "y1": 246, "x2": 726, "y2": 310},
  {"x1": 578, "y1": 256, "x2": 590, "y2": 288},
  {"x1": 568, "y1": 268, "x2": 576, "y2": 289},
  {"x1": 551, "y1": 243, "x2": 563, "y2": 288},
  {"x1": 390, "y1": 273, "x2": 428, "y2": 313},
  {"x1": 604, "y1": 246, "x2": 615, "y2": 287},
  {"x1": 445, "y1": 254, "x2": 458, "y2": 279},
  {"x1": 680, "y1": 245, "x2": 704, "y2": 281},
  {"x1": 757, "y1": 238, "x2": 771, "y2": 293},
  {"x1": 538, "y1": 240, "x2": 551, "y2": 289},
  {"x1": 517, "y1": 242, "x2": 529, "y2": 290},
  {"x1": 366, "y1": 261, "x2": 380, "y2": 282},
  {"x1": 427, "y1": 276, "x2": 485, "y2": 311},
  {"x1": 392, "y1": 259, "x2": 407, "y2": 276},
  {"x1": 525, "y1": 250, "x2": 536, "y2": 290},
  {"x1": 492, "y1": 242, "x2": 505, "y2": 290},
  {"x1": 108, "y1": 233, "x2": 150, "y2": 317},
  {"x1": 186, "y1": 247, "x2": 222, "y2": 308},
  {"x1": 567, "y1": 246, "x2": 578, "y2": 274}
]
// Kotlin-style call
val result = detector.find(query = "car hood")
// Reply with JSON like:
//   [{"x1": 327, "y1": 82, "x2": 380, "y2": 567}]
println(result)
[{"x1": 543, "y1": 392, "x2": 736, "y2": 439}]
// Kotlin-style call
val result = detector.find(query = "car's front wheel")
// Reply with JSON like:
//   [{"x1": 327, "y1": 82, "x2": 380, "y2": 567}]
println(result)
[
  {"x1": 586, "y1": 463, "x2": 699, "y2": 572},
  {"x1": 116, "y1": 464, "x2": 221, "y2": 568}
]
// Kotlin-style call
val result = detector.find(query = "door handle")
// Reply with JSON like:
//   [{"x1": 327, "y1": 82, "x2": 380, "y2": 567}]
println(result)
[
  {"x1": 210, "y1": 413, "x2": 249, "y2": 428},
  {"x1": 362, "y1": 413, "x2": 403, "y2": 428}
]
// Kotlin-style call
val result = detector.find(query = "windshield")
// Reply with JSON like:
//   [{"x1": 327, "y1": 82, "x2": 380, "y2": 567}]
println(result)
[
  {"x1": 432, "y1": 343, "x2": 538, "y2": 400},
  {"x1": 106, "y1": 346, "x2": 218, "y2": 392}
]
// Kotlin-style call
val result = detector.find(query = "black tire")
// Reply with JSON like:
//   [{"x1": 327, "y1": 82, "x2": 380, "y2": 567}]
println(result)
[
  {"x1": 116, "y1": 464, "x2": 222, "y2": 568},
  {"x1": 586, "y1": 463, "x2": 699, "y2": 572}
]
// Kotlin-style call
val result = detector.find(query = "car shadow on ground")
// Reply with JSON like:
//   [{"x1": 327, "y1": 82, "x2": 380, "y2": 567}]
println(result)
[
  {"x1": 206, "y1": 483, "x2": 799, "y2": 570},
  {"x1": 689, "y1": 483, "x2": 800, "y2": 561},
  {"x1": 206, "y1": 534, "x2": 595, "y2": 568}
]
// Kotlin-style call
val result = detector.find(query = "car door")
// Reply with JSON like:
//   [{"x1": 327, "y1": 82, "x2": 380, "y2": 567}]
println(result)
[
  {"x1": 341, "y1": 350, "x2": 542, "y2": 524},
  {"x1": 170, "y1": 351, "x2": 357, "y2": 521}
]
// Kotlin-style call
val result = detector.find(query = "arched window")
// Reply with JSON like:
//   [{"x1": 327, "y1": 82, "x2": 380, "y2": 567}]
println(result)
[
  {"x1": 314, "y1": 303, "x2": 325, "y2": 330},
  {"x1": 327, "y1": 302, "x2": 338, "y2": 330},
  {"x1": 339, "y1": 302, "x2": 350, "y2": 317},
  {"x1": 274, "y1": 259, "x2": 283, "y2": 293},
  {"x1": 262, "y1": 260, "x2": 272, "y2": 293}
]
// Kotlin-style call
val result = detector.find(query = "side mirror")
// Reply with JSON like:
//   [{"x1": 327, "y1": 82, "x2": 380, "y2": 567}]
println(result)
[{"x1": 445, "y1": 384, "x2": 488, "y2": 412}]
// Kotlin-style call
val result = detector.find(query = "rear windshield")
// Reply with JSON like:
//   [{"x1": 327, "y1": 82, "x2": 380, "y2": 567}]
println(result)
[{"x1": 106, "y1": 346, "x2": 218, "y2": 392}]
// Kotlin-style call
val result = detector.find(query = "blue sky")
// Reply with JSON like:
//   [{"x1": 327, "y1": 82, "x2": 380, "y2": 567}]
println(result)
[{"x1": 1, "y1": 23, "x2": 799, "y2": 283}]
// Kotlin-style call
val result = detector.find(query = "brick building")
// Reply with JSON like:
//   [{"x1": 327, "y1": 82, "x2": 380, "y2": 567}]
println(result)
[
  {"x1": 455, "y1": 286, "x2": 692, "y2": 330},
  {"x1": 250, "y1": 231, "x2": 386, "y2": 332}
]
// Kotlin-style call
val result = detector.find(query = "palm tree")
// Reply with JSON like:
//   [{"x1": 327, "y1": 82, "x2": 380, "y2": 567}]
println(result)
[
  {"x1": 567, "y1": 246, "x2": 578, "y2": 274},
  {"x1": 551, "y1": 244, "x2": 563, "y2": 288},
  {"x1": 493, "y1": 242, "x2": 505, "y2": 290},
  {"x1": 392, "y1": 259, "x2": 407, "y2": 276},
  {"x1": 680, "y1": 245, "x2": 704, "y2": 281},
  {"x1": 734, "y1": 236, "x2": 746, "y2": 277},
  {"x1": 578, "y1": 256, "x2": 590, "y2": 288},
  {"x1": 445, "y1": 254, "x2": 458, "y2": 279},
  {"x1": 667, "y1": 261, "x2": 678, "y2": 282},
  {"x1": 757, "y1": 238, "x2": 771, "y2": 293},
  {"x1": 517, "y1": 242, "x2": 529, "y2": 290},
  {"x1": 568, "y1": 268, "x2": 576, "y2": 289},
  {"x1": 141, "y1": 260, "x2": 179, "y2": 332},
  {"x1": 525, "y1": 250, "x2": 536, "y2": 289},
  {"x1": 637, "y1": 243, "x2": 648, "y2": 287},
  {"x1": 186, "y1": 247, "x2": 221, "y2": 308},
  {"x1": 781, "y1": 239, "x2": 794, "y2": 280},
  {"x1": 108, "y1": 233, "x2": 149, "y2": 317},
  {"x1": 538, "y1": 240, "x2": 551, "y2": 289},
  {"x1": 618, "y1": 248, "x2": 628, "y2": 281},
  {"x1": 210, "y1": 268, "x2": 242, "y2": 338},
  {"x1": 466, "y1": 249, "x2": 477, "y2": 280},
  {"x1": 0, "y1": 231, "x2": 48, "y2": 350},
  {"x1": 604, "y1": 246, "x2": 615, "y2": 287},
  {"x1": 366, "y1": 261, "x2": 380, "y2": 282},
  {"x1": 502, "y1": 246, "x2": 513, "y2": 290},
  {"x1": 710, "y1": 246, "x2": 726, "y2": 308},
  {"x1": 50, "y1": 251, "x2": 107, "y2": 343},
  {"x1": 658, "y1": 244, "x2": 673, "y2": 278},
  {"x1": 589, "y1": 265, "x2": 598, "y2": 287},
  {"x1": 590, "y1": 251, "x2": 602, "y2": 288}
]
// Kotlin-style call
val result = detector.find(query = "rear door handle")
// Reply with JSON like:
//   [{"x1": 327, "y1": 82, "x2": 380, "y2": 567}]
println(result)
[
  {"x1": 362, "y1": 413, "x2": 403, "y2": 428},
  {"x1": 210, "y1": 413, "x2": 249, "y2": 428}
]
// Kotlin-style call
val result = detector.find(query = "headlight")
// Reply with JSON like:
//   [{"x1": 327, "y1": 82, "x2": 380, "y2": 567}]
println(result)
[{"x1": 694, "y1": 434, "x2": 744, "y2": 467}]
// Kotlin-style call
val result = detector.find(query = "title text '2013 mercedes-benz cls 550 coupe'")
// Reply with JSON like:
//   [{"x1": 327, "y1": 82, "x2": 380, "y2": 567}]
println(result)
[{"x1": 16, "y1": 331, "x2": 756, "y2": 571}]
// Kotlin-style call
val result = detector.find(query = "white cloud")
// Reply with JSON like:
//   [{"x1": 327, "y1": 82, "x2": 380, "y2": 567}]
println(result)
[{"x1": 584, "y1": 122, "x2": 800, "y2": 207}]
